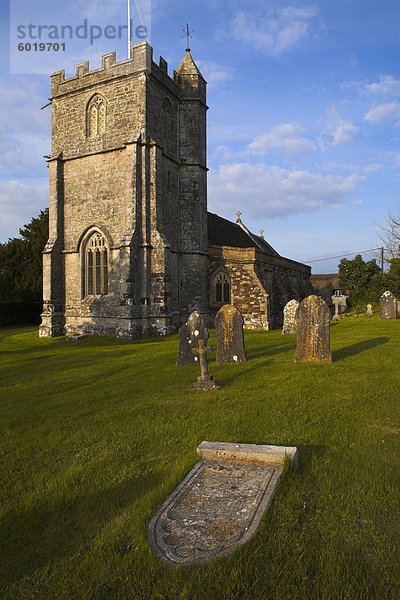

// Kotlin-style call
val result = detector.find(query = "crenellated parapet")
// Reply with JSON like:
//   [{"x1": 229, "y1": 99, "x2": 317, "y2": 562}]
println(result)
[{"x1": 51, "y1": 41, "x2": 181, "y2": 97}]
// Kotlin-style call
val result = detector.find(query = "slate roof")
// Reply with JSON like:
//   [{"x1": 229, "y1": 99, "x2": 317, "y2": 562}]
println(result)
[{"x1": 207, "y1": 212, "x2": 279, "y2": 256}]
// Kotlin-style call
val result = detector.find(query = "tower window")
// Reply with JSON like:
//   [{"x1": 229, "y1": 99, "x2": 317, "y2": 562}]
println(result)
[
  {"x1": 84, "y1": 232, "x2": 108, "y2": 296},
  {"x1": 87, "y1": 95, "x2": 106, "y2": 137},
  {"x1": 214, "y1": 272, "x2": 230, "y2": 304}
]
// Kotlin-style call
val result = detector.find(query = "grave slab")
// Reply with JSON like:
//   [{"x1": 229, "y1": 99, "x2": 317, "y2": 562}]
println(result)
[{"x1": 148, "y1": 441, "x2": 297, "y2": 565}]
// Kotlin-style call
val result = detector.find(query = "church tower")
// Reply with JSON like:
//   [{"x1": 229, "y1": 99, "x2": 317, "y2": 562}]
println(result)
[{"x1": 39, "y1": 41, "x2": 209, "y2": 338}]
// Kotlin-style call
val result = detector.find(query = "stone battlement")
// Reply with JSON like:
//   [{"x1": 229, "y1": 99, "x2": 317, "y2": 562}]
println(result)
[{"x1": 51, "y1": 41, "x2": 179, "y2": 97}]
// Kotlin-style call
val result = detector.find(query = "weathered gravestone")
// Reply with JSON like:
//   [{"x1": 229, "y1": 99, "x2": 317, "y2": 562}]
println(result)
[
  {"x1": 177, "y1": 312, "x2": 209, "y2": 366},
  {"x1": 214, "y1": 304, "x2": 246, "y2": 364},
  {"x1": 294, "y1": 295, "x2": 332, "y2": 363},
  {"x1": 282, "y1": 299, "x2": 299, "y2": 334},
  {"x1": 367, "y1": 304, "x2": 373, "y2": 317},
  {"x1": 148, "y1": 441, "x2": 298, "y2": 565},
  {"x1": 379, "y1": 291, "x2": 397, "y2": 320}
]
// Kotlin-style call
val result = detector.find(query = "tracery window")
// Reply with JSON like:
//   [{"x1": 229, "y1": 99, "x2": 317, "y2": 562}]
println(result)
[
  {"x1": 214, "y1": 272, "x2": 230, "y2": 304},
  {"x1": 87, "y1": 95, "x2": 106, "y2": 137},
  {"x1": 84, "y1": 232, "x2": 108, "y2": 296}
]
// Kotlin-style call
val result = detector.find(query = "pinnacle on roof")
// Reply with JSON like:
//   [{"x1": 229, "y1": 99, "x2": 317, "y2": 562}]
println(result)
[{"x1": 176, "y1": 48, "x2": 204, "y2": 78}]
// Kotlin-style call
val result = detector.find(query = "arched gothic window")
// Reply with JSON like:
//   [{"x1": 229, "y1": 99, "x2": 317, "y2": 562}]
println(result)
[
  {"x1": 214, "y1": 272, "x2": 230, "y2": 304},
  {"x1": 87, "y1": 95, "x2": 106, "y2": 137},
  {"x1": 84, "y1": 232, "x2": 108, "y2": 296}
]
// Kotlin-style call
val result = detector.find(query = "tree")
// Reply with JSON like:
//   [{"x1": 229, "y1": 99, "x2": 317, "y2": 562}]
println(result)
[
  {"x1": 378, "y1": 206, "x2": 400, "y2": 259},
  {"x1": 0, "y1": 208, "x2": 48, "y2": 302},
  {"x1": 338, "y1": 254, "x2": 385, "y2": 303},
  {"x1": 386, "y1": 258, "x2": 400, "y2": 296}
]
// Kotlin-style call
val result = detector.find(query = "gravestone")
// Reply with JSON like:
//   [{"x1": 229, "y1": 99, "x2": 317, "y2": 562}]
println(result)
[
  {"x1": 192, "y1": 339, "x2": 220, "y2": 390},
  {"x1": 332, "y1": 297, "x2": 340, "y2": 321},
  {"x1": 282, "y1": 299, "x2": 299, "y2": 334},
  {"x1": 148, "y1": 441, "x2": 298, "y2": 565},
  {"x1": 214, "y1": 304, "x2": 246, "y2": 364},
  {"x1": 177, "y1": 312, "x2": 208, "y2": 366},
  {"x1": 367, "y1": 304, "x2": 373, "y2": 317},
  {"x1": 294, "y1": 295, "x2": 332, "y2": 363},
  {"x1": 379, "y1": 291, "x2": 396, "y2": 320}
]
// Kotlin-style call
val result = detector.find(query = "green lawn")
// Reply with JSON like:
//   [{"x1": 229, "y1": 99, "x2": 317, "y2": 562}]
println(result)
[{"x1": 0, "y1": 316, "x2": 399, "y2": 600}]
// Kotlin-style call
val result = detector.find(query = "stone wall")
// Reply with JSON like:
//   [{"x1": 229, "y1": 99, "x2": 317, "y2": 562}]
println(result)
[{"x1": 208, "y1": 246, "x2": 311, "y2": 330}]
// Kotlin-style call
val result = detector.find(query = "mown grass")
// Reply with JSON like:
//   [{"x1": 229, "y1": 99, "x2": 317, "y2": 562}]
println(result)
[{"x1": 0, "y1": 316, "x2": 399, "y2": 600}]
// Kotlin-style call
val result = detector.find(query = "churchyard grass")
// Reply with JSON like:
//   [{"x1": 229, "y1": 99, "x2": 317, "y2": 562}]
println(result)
[{"x1": 1, "y1": 316, "x2": 399, "y2": 600}]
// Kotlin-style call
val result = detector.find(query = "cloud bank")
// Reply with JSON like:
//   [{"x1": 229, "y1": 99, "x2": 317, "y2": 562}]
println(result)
[{"x1": 208, "y1": 162, "x2": 363, "y2": 220}]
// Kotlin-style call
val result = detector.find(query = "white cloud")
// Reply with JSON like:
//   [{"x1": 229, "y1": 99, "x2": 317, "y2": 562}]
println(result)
[
  {"x1": 363, "y1": 163, "x2": 384, "y2": 174},
  {"x1": 365, "y1": 102, "x2": 400, "y2": 124},
  {"x1": 343, "y1": 75, "x2": 400, "y2": 97},
  {"x1": 195, "y1": 60, "x2": 233, "y2": 88},
  {"x1": 324, "y1": 110, "x2": 358, "y2": 146},
  {"x1": 229, "y1": 4, "x2": 318, "y2": 55},
  {"x1": 247, "y1": 123, "x2": 316, "y2": 159},
  {"x1": 359, "y1": 75, "x2": 400, "y2": 97},
  {"x1": 330, "y1": 120, "x2": 358, "y2": 146},
  {"x1": 209, "y1": 162, "x2": 363, "y2": 220},
  {"x1": 0, "y1": 179, "x2": 48, "y2": 242},
  {"x1": 364, "y1": 75, "x2": 400, "y2": 96}
]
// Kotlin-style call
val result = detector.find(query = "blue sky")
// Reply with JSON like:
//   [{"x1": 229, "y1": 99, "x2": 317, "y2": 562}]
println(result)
[{"x1": 1, "y1": 0, "x2": 400, "y2": 273}]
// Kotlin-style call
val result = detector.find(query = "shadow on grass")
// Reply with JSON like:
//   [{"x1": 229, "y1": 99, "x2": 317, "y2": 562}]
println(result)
[
  {"x1": 1, "y1": 471, "x2": 161, "y2": 591},
  {"x1": 245, "y1": 342, "x2": 296, "y2": 361},
  {"x1": 333, "y1": 336, "x2": 389, "y2": 361},
  {"x1": 294, "y1": 444, "x2": 327, "y2": 475}
]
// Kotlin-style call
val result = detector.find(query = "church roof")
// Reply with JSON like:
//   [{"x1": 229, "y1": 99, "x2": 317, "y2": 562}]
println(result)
[{"x1": 207, "y1": 212, "x2": 279, "y2": 256}]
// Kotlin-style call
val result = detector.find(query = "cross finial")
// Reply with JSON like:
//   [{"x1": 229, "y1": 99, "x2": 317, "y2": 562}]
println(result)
[
  {"x1": 236, "y1": 210, "x2": 242, "y2": 223},
  {"x1": 259, "y1": 228, "x2": 264, "y2": 239},
  {"x1": 181, "y1": 23, "x2": 194, "y2": 50}
]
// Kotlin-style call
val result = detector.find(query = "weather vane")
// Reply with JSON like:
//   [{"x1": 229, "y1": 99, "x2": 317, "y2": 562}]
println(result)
[{"x1": 181, "y1": 23, "x2": 194, "y2": 49}]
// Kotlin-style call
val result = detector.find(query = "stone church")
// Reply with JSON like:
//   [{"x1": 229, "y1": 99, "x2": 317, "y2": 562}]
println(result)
[{"x1": 39, "y1": 41, "x2": 312, "y2": 339}]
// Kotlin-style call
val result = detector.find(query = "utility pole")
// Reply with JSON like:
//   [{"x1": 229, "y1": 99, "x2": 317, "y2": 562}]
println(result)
[{"x1": 381, "y1": 246, "x2": 384, "y2": 272}]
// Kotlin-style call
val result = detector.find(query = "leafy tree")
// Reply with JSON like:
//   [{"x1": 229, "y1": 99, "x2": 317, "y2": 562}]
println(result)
[
  {"x1": 338, "y1": 254, "x2": 385, "y2": 303},
  {"x1": 386, "y1": 258, "x2": 400, "y2": 296},
  {"x1": 0, "y1": 208, "x2": 48, "y2": 302}
]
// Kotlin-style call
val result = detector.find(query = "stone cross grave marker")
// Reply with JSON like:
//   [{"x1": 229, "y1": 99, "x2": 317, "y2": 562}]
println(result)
[
  {"x1": 332, "y1": 297, "x2": 340, "y2": 321},
  {"x1": 379, "y1": 291, "x2": 396, "y2": 320},
  {"x1": 192, "y1": 339, "x2": 220, "y2": 390},
  {"x1": 294, "y1": 295, "x2": 332, "y2": 363},
  {"x1": 148, "y1": 441, "x2": 298, "y2": 566},
  {"x1": 177, "y1": 311, "x2": 208, "y2": 366},
  {"x1": 214, "y1": 304, "x2": 246, "y2": 364},
  {"x1": 367, "y1": 304, "x2": 373, "y2": 317},
  {"x1": 282, "y1": 299, "x2": 299, "y2": 334}
]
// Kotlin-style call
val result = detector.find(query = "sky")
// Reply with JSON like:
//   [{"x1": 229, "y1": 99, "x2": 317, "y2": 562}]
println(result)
[{"x1": 1, "y1": 0, "x2": 400, "y2": 273}]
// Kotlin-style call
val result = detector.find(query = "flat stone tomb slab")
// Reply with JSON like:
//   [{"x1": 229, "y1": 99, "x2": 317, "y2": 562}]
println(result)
[{"x1": 148, "y1": 442, "x2": 297, "y2": 566}]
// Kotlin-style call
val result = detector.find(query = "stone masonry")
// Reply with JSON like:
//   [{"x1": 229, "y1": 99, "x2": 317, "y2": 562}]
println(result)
[
  {"x1": 40, "y1": 42, "x2": 208, "y2": 338},
  {"x1": 40, "y1": 41, "x2": 312, "y2": 338}
]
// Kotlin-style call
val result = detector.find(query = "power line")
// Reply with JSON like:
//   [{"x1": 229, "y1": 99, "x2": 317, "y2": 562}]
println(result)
[{"x1": 304, "y1": 247, "x2": 382, "y2": 263}]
